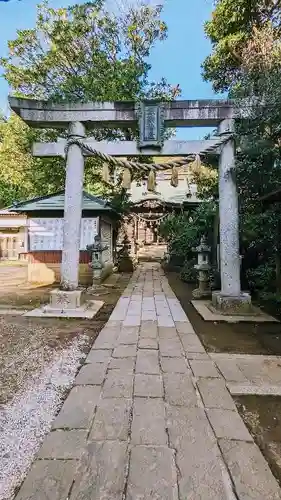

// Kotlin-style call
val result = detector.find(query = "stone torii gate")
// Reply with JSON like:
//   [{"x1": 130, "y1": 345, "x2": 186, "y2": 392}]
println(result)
[{"x1": 9, "y1": 97, "x2": 251, "y2": 315}]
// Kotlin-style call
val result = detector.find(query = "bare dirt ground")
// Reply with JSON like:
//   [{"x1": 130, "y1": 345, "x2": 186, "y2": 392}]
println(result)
[
  {"x1": 0, "y1": 266, "x2": 131, "y2": 500},
  {"x1": 235, "y1": 396, "x2": 281, "y2": 487},
  {"x1": 166, "y1": 272, "x2": 281, "y2": 355}
]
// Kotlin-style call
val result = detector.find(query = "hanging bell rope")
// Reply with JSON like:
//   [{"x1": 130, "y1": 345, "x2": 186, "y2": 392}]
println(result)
[
  {"x1": 170, "y1": 166, "x2": 179, "y2": 187},
  {"x1": 122, "y1": 168, "x2": 132, "y2": 189},
  {"x1": 191, "y1": 154, "x2": 202, "y2": 173},
  {"x1": 102, "y1": 163, "x2": 110, "y2": 184},
  {"x1": 147, "y1": 169, "x2": 156, "y2": 192}
]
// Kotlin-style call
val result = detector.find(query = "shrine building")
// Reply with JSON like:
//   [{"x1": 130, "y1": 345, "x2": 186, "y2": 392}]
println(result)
[{"x1": 1, "y1": 191, "x2": 118, "y2": 284}]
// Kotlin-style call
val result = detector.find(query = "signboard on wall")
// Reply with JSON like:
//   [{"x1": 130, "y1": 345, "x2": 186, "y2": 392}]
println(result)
[{"x1": 28, "y1": 218, "x2": 98, "y2": 251}]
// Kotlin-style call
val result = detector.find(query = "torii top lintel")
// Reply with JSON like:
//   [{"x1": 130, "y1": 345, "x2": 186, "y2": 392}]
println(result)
[{"x1": 8, "y1": 97, "x2": 235, "y2": 129}]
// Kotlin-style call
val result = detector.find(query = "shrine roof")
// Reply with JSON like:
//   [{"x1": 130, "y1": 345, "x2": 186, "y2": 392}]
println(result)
[{"x1": 7, "y1": 191, "x2": 115, "y2": 213}]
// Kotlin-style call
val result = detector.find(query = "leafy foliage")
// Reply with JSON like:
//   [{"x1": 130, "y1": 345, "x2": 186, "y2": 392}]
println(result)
[
  {"x1": 159, "y1": 202, "x2": 216, "y2": 272},
  {"x1": 202, "y1": 0, "x2": 281, "y2": 92},
  {"x1": 1, "y1": 0, "x2": 179, "y2": 104},
  {"x1": 0, "y1": 0, "x2": 180, "y2": 207},
  {"x1": 180, "y1": 258, "x2": 197, "y2": 284},
  {"x1": 0, "y1": 114, "x2": 65, "y2": 207},
  {"x1": 203, "y1": 1, "x2": 281, "y2": 300}
]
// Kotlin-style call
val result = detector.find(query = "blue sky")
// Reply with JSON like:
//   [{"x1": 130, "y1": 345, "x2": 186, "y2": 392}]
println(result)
[{"x1": 0, "y1": 0, "x2": 221, "y2": 139}]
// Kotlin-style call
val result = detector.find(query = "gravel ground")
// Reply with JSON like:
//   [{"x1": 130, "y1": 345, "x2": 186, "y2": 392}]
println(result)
[
  {"x1": 0, "y1": 272, "x2": 131, "y2": 500},
  {"x1": 0, "y1": 334, "x2": 88, "y2": 500}
]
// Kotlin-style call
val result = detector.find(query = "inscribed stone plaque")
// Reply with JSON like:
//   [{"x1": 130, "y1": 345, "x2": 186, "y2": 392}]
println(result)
[{"x1": 138, "y1": 102, "x2": 163, "y2": 149}]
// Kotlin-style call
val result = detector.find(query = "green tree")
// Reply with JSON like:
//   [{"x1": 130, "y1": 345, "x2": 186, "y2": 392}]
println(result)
[
  {"x1": 1, "y1": 0, "x2": 179, "y2": 104},
  {"x1": 202, "y1": 0, "x2": 281, "y2": 92},
  {"x1": 203, "y1": 1, "x2": 281, "y2": 297},
  {"x1": 0, "y1": 114, "x2": 65, "y2": 207},
  {"x1": 0, "y1": 0, "x2": 180, "y2": 206}
]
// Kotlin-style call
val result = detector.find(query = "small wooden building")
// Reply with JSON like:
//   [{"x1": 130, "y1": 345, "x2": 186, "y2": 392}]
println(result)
[{"x1": 10, "y1": 191, "x2": 118, "y2": 285}]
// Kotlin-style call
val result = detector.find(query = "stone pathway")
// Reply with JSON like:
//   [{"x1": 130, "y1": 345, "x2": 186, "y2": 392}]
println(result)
[
  {"x1": 210, "y1": 353, "x2": 281, "y2": 396},
  {"x1": 15, "y1": 263, "x2": 281, "y2": 500}
]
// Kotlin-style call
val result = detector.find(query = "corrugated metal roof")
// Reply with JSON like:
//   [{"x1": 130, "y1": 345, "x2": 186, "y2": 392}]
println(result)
[{"x1": 10, "y1": 191, "x2": 113, "y2": 212}]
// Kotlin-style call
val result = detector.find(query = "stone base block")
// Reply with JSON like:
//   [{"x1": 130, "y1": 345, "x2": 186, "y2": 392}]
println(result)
[
  {"x1": 24, "y1": 299, "x2": 104, "y2": 318},
  {"x1": 49, "y1": 289, "x2": 85, "y2": 310},
  {"x1": 24, "y1": 289, "x2": 104, "y2": 318},
  {"x1": 212, "y1": 291, "x2": 252, "y2": 315},
  {"x1": 192, "y1": 300, "x2": 278, "y2": 323}
]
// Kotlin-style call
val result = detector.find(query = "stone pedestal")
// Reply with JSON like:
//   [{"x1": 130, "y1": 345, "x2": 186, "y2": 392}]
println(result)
[
  {"x1": 192, "y1": 267, "x2": 211, "y2": 299},
  {"x1": 24, "y1": 289, "x2": 104, "y2": 318},
  {"x1": 211, "y1": 291, "x2": 252, "y2": 315},
  {"x1": 49, "y1": 289, "x2": 85, "y2": 310}
]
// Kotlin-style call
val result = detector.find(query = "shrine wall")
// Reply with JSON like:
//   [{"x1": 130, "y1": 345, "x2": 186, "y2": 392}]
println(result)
[
  {"x1": 21, "y1": 214, "x2": 99, "y2": 285},
  {"x1": 26, "y1": 250, "x2": 92, "y2": 285}
]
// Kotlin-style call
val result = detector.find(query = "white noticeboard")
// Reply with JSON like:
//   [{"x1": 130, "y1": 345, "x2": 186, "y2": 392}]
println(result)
[{"x1": 28, "y1": 218, "x2": 98, "y2": 251}]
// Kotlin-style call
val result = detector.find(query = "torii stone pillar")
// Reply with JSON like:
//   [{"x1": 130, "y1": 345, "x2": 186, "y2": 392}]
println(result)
[
  {"x1": 61, "y1": 121, "x2": 86, "y2": 290},
  {"x1": 212, "y1": 119, "x2": 251, "y2": 313}
]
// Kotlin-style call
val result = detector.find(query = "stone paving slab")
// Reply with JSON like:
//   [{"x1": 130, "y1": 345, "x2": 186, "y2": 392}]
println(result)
[
  {"x1": 74, "y1": 362, "x2": 108, "y2": 385},
  {"x1": 117, "y1": 326, "x2": 139, "y2": 345},
  {"x1": 113, "y1": 344, "x2": 137, "y2": 358},
  {"x1": 210, "y1": 352, "x2": 281, "y2": 391},
  {"x1": 175, "y1": 321, "x2": 195, "y2": 334},
  {"x1": 103, "y1": 370, "x2": 134, "y2": 398},
  {"x1": 131, "y1": 397, "x2": 167, "y2": 445},
  {"x1": 227, "y1": 382, "x2": 281, "y2": 396},
  {"x1": 70, "y1": 441, "x2": 128, "y2": 500},
  {"x1": 136, "y1": 348, "x2": 160, "y2": 374},
  {"x1": 197, "y1": 378, "x2": 236, "y2": 410},
  {"x1": 126, "y1": 446, "x2": 178, "y2": 500},
  {"x1": 138, "y1": 337, "x2": 158, "y2": 349},
  {"x1": 15, "y1": 263, "x2": 281, "y2": 500},
  {"x1": 190, "y1": 359, "x2": 220, "y2": 378},
  {"x1": 166, "y1": 406, "x2": 234, "y2": 500},
  {"x1": 89, "y1": 398, "x2": 131, "y2": 441},
  {"x1": 158, "y1": 326, "x2": 178, "y2": 338},
  {"x1": 207, "y1": 408, "x2": 253, "y2": 441},
  {"x1": 52, "y1": 386, "x2": 101, "y2": 429},
  {"x1": 134, "y1": 373, "x2": 164, "y2": 397},
  {"x1": 108, "y1": 356, "x2": 135, "y2": 372},
  {"x1": 160, "y1": 356, "x2": 190, "y2": 373},
  {"x1": 159, "y1": 338, "x2": 183, "y2": 357},
  {"x1": 180, "y1": 333, "x2": 205, "y2": 353},
  {"x1": 15, "y1": 460, "x2": 77, "y2": 500},
  {"x1": 38, "y1": 429, "x2": 87, "y2": 459},
  {"x1": 219, "y1": 439, "x2": 281, "y2": 500},
  {"x1": 163, "y1": 373, "x2": 198, "y2": 406},
  {"x1": 85, "y1": 348, "x2": 112, "y2": 364}
]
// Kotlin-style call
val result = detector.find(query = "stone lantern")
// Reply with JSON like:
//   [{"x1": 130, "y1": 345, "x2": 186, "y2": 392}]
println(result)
[
  {"x1": 87, "y1": 235, "x2": 108, "y2": 284},
  {"x1": 192, "y1": 235, "x2": 211, "y2": 299}
]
